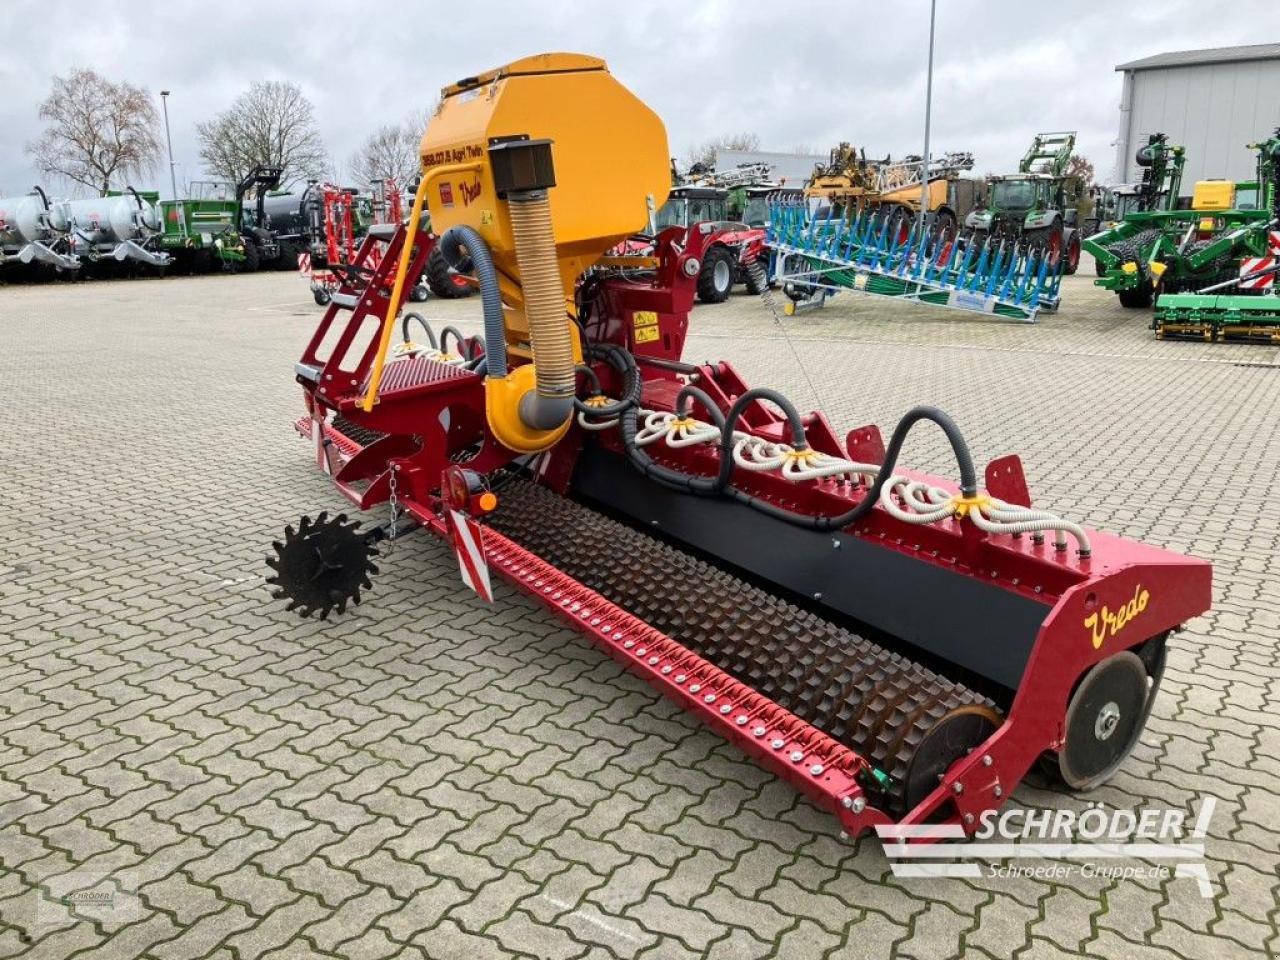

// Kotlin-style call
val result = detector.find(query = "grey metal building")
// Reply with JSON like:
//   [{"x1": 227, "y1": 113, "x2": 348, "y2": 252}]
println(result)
[{"x1": 1114, "y1": 43, "x2": 1280, "y2": 194}]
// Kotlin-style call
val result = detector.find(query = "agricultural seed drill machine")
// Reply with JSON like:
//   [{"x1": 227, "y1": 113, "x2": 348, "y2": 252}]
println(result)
[
  {"x1": 1082, "y1": 133, "x2": 1186, "y2": 275},
  {"x1": 269, "y1": 53, "x2": 1211, "y2": 838},
  {"x1": 0, "y1": 187, "x2": 79, "y2": 273},
  {"x1": 1083, "y1": 133, "x2": 1206, "y2": 308},
  {"x1": 1152, "y1": 129, "x2": 1280, "y2": 341}
]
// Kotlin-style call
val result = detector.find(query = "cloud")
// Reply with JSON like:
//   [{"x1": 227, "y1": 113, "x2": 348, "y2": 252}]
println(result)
[{"x1": 0, "y1": 0, "x2": 1274, "y2": 198}]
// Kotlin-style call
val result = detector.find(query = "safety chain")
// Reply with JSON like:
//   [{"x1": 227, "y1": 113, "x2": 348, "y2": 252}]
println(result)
[{"x1": 386, "y1": 466, "x2": 400, "y2": 554}]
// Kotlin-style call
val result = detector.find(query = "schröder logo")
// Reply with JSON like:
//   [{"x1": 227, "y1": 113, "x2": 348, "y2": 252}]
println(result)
[{"x1": 877, "y1": 797, "x2": 1216, "y2": 896}]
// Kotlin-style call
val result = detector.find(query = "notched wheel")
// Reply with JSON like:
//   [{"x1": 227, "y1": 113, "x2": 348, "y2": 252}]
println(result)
[{"x1": 266, "y1": 512, "x2": 380, "y2": 620}]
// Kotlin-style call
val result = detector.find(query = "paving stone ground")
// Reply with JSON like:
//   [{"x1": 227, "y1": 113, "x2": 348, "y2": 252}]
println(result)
[{"x1": 0, "y1": 263, "x2": 1277, "y2": 960}]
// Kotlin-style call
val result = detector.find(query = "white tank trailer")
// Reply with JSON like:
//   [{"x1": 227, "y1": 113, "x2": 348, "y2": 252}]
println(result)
[
  {"x1": 0, "y1": 187, "x2": 79, "y2": 270},
  {"x1": 66, "y1": 188, "x2": 171, "y2": 267}
]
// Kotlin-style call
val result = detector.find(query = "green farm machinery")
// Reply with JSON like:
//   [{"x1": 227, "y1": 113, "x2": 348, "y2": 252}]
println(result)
[
  {"x1": 1084, "y1": 131, "x2": 1280, "y2": 337},
  {"x1": 1082, "y1": 133, "x2": 1198, "y2": 306},
  {"x1": 1152, "y1": 130, "x2": 1280, "y2": 341},
  {"x1": 159, "y1": 166, "x2": 283, "y2": 273},
  {"x1": 964, "y1": 132, "x2": 1084, "y2": 275}
]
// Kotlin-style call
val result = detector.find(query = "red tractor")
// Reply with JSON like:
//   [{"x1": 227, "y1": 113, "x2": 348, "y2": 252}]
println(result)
[{"x1": 653, "y1": 185, "x2": 768, "y2": 302}]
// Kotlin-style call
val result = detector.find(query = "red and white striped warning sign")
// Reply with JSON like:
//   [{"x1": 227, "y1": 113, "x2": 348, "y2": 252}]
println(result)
[
  {"x1": 449, "y1": 510, "x2": 493, "y2": 602},
  {"x1": 1238, "y1": 231, "x2": 1280, "y2": 291},
  {"x1": 297, "y1": 252, "x2": 311, "y2": 274},
  {"x1": 311, "y1": 404, "x2": 335, "y2": 475}
]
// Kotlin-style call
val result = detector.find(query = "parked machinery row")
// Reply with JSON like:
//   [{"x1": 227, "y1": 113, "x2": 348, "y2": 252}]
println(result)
[
  {"x1": 0, "y1": 185, "x2": 171, "y2": 277},
  {"x1": 1084, "y1": 129, "x2": 1280, "y2": 340}
]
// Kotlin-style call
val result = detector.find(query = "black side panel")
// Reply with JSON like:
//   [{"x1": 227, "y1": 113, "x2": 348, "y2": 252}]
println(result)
[{"x1": 570, "y1": 447, "x2": 1049, "y2": 693}]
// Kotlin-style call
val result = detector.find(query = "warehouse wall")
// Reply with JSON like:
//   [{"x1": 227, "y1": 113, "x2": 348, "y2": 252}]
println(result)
[{"x1": 1116, "y1": 58, "x2": 1280, "y2": 194}]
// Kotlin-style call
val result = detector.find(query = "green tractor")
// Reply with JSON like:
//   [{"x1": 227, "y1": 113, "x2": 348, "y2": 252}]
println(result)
[
  {"x1": 964, "y1": 132, "x2": 1084, "y2": 275},
  {"x1": 1152, "y1": 130, "x2": 1280, "y2": 341},
  {"x1": 159, "y1": 166, "x2": 283, "y2": 273}
]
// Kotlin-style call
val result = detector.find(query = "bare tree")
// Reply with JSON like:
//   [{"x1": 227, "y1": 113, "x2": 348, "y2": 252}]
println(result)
[
  {"x1": 26, "y1": 70, "x2": 161, "y2": 196},
  {"x1": 1065, "y1": 154, "x2": 1095, "y2": 188},
  {"x1": 349, "y1": 109, "x2": 433, "y2": 187},
  {"x1": 197, "y1": 81, "x2": 327, "y2": 187},
  {"x1": 685, "y1": 132, "x2": 761, "y2": 171}
]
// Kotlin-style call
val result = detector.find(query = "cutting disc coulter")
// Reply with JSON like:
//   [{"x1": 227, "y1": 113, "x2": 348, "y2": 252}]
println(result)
[
  {"x1": 266, "y1": 512, "x2": 379, "y2": 620},
  {"x1": 488, "y1": 480, "x2": 1002, "y2": 814}
]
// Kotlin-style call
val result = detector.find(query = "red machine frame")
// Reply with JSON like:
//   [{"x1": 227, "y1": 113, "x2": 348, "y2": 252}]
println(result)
[{"x1": 292, "y1": 220, "x2": 1211, "y2": 837}]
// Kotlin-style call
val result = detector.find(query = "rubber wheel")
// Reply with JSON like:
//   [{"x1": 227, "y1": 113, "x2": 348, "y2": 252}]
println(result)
[
  {"x1": 932, "y1": 209, "x2": 956, "y2": 241},
  {"x1": 1026, "y1": 218, "x2": 1064, "y2": 268},
  {"x1": 780, "y1": 253, "x2": 817, "y2": 303},
  {"x1": 697, "y1": 245, "x2": 735, "y2": 303},
  {"x1": 426, "y1": 245, "x2": 473, "y2": 299},
  {"x1": 1094, "y1": 255, "x2": 1107, "y2": 277},
  {"x1": 931, "y1": 212, "x2": 958, "y2": 263},
  {"x1": 1057, "y1": 651, "x2": 1152, "y2": 790},
  {"x1": 239, "y1": 236, "x2": 260, "y2": 273},
  {"x1": 313, "y1": 288, "x2": 331, "y2": 306},
  {"x1": 408, "y1": 283, "x2": 429, "y2": 302},
  {"x1": 1162, "y1": 239, "x2": 1238, "y2": 294},
  {"x1": 1118, "y1": 286, "x2": 1154, "y2": 309},
  {"x1": 1063, "y1": 231, "x2": 1081, "y2": 275},
  {"x1": 883, "y1": 204, "x2": 912, "y2": 247},
  {"x1": 743, "y1": 253, "x2": 770, "y2": 294}
]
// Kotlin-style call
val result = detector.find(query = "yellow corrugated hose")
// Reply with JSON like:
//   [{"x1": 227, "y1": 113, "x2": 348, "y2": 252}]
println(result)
[{"x1": 507, "y1": 194, "x2": 576, "y2": 406}]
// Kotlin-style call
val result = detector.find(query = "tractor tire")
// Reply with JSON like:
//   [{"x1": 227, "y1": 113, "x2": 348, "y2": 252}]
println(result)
[
  {"x1": 931, "y1": 209, "x2": 956, "y2": 240},
  {"x1": 697, "y1": 245, "x2": 735, "y2": 304},
  {"x1": 883, "y1": 204, "x2": 912, "y2": 247},
  {"x1": 426, "y1": 245, "x2": 472, "y2": 299},
  {"x1": 1025, "y1": 217, "x2": 1065, "y2": 269},
  {"x1": 1117, "y1": 286, "x2": 1154, "y2": 309},
  {"x1": 239, "y1": 236, "x2": 261, "y2": 273},
  {"x1": 1107, "y1": 229, "x2": 1161, "y2": 268},
  {"x1": 275, "y1": 240, "x2": 301, "y2": 271},
  {"x1": 1063, "y1": 230, "x2": 1081, "y2": 275},
  {"x1": 743, "y1": 252, "x2": 770, "y2": 295},
  {"x1": 1162, "y1": 239, "x2": 1238, "y2": 294}
]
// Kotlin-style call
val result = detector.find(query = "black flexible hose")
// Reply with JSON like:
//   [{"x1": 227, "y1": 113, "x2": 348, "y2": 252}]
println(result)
[
  {"x1": 400, "y1": 312, "x2": 437, "y2": 348},
  {"x1": 574, "y1": 344, "x2": 978, "y2": 533},
  {"x1": 438, "y1": 325, "x2": 467, "y2": 357},
  {"x1": 439, "y1": 226, "x2": 506, "y2": 376}
]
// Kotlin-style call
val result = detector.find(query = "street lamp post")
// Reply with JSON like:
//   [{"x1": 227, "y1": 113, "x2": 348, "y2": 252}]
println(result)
[
  {"x1": 160, "y1": 90, "x2": 184, "y2": 236},
  {"x1": 918, "y1": 0, "x2": 937, "y2": 241}
]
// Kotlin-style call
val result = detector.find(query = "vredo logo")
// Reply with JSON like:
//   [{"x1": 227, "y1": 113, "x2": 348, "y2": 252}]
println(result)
[{"x1": 1085, "y1": 585, "x2": 1149, "y2": 649}]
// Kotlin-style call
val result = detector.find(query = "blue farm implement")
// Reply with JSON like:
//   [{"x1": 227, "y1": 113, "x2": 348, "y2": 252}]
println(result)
[{"x1": 767, "y1": 199, "x2": 1061, "y2": 322}]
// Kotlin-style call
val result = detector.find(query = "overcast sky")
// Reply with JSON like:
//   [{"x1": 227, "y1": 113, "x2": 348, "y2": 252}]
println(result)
[{"x1": 1, "y1": 0, "x2": 1276, "y2": 198}]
